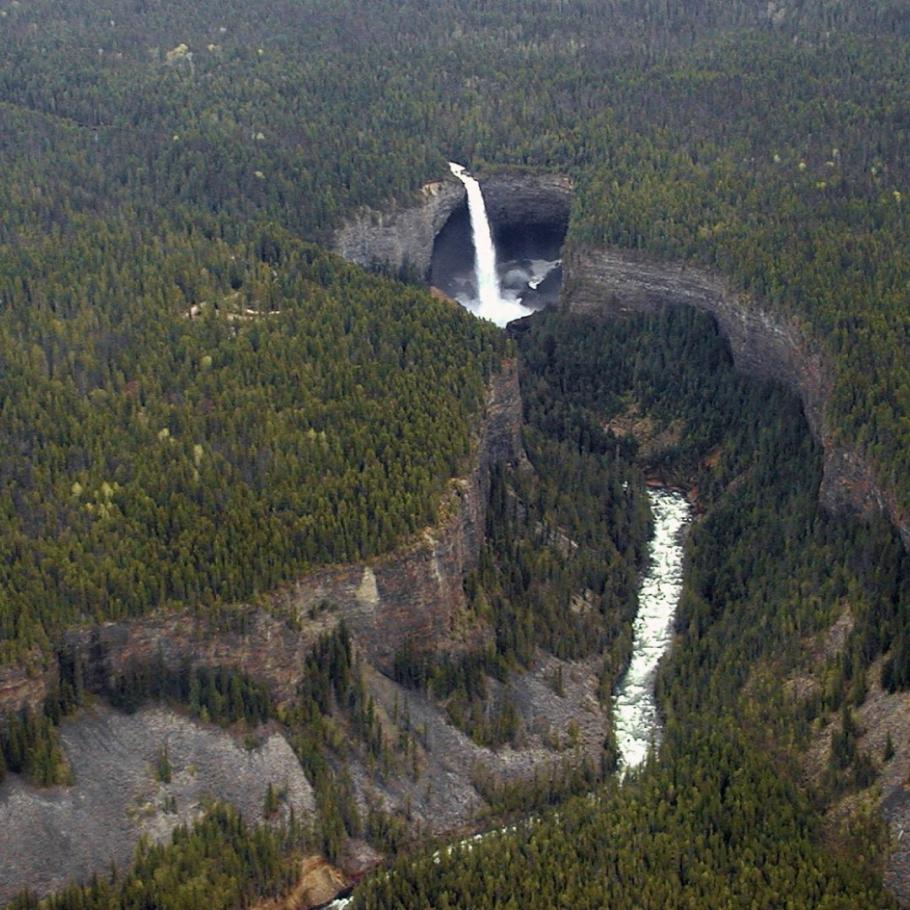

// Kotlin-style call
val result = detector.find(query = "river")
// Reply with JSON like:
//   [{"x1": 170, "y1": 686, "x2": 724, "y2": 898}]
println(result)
[{"x1": 612, "y1": 488, "x2": 692, "y2": 772}]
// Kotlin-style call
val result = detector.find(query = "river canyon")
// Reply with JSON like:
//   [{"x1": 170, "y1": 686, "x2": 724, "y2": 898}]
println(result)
[{"x1": 3, "y1": 163, "x2": 908, "y2": 908}]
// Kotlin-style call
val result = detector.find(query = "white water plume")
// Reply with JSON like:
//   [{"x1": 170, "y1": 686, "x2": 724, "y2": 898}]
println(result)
[
  {"x1": 527, "y1": 258, "x2": 561, "y2": 290},
  {"x1": 448, "y1": 162, "x2": 531, "y2": 327}
]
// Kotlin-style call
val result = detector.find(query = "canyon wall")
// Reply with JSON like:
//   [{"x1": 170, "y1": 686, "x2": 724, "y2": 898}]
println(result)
[
  {"x1": 562, "y1": 246, "x2": 909, "y2": 549},
  {"x1": 0, "y1": 652, "x2": 53, "y2": 716},
  {"x1": 335, "y1": 179, "x2": 464, "y2": 280},
  {"x1": 0, "y1": 356, "x2": 612, "y2": 903},
  {"x1": 481, "y1": 172, "x2": 573, "y2": 236},
  {"x1": 0, "y1": 363, "x2": 523, "y2": 715}
]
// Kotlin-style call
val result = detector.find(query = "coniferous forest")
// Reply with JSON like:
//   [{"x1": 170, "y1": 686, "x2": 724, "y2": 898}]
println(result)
[{"x1": 3, "y1": 0, "x2": 910, "y2": 907}]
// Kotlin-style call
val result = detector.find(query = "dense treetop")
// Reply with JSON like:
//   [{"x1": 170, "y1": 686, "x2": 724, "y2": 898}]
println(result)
[
  {"x1": 0, "y1": 222, "x2": 503, "y2": 659},
  {"x1": 2, "y1": 1, "x2": 910, "y2": 903},
  {"x1": 350, "y1": 264, "x2": 907, "y2": 910}
]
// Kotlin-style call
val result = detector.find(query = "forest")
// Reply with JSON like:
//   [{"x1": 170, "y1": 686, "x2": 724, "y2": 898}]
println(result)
[
  {"x1": 12, "y1": 293, "x2": 906, "y2": 909},
  {"x1": 0, "y1": 227, "x2": 503, "y2": 659},
  {"x1": 3, "y1": 0, "x2": 910, "y2": 906}
]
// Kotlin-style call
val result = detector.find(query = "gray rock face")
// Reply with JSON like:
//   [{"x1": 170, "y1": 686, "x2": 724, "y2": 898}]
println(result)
[
  {"x1": 333, "y1": 171, "x2": 572, "y2": 281},
  {"x1": 0, "y1": 705, "x2": 314, "y2": 903},
  {"x1": 346, "y1": 653, "x2": 610, "y2": 837},
  {"x1": 0, "y1": 364, "x2": 528, "y2": 901},
  {"x1": 562, "y1": 245, "x2": 909, "y2": 549},
  {"x1": 334, "y1": 179, "x2": 465, "y2": 279}
]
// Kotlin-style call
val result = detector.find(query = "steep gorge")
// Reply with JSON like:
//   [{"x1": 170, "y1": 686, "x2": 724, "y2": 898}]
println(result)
[
  {"x1": 334, "y1": 173, "x2": 907, "y2": 551},
  {"x1": 335, "y1": 172, "x2": 573, "y2": 283},
  {"x1": 562, "y1": 247, "x2": 910, "y2": 550},
  {"x1": 331, "y1": 176, "x2": 910, "y2": 904},
  {"x1": 3, "y1": 171, "x2": 907, "y2": 905}
]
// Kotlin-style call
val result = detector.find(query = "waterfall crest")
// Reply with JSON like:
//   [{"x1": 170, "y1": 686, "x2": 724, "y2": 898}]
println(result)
[{"x1": 448, "y1": 162, "x2": 531, "y2": 326}]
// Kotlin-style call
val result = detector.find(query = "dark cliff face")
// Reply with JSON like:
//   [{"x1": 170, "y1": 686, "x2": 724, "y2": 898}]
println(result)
[
  {"x1": 334, "y1": 173, "x2": 907, "y2": 552},
  {"x1": 270, "y1": 359, "x2": 524, "y2": 674},
  {"x1": 562, "y1": 246, "x2": 910, "y2": 549},
  {"x1": 480, "y1": 173, "x2": 572, "y2": 236}
]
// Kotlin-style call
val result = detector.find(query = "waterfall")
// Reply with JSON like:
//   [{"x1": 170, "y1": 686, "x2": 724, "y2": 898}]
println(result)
[{"x1": 448, "y1": 162, "x2": 531, "y2": 327}]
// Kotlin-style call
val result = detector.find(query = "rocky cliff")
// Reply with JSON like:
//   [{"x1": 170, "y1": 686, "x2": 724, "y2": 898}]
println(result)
[
  {"x1": 562, "y1": 245, "x2": 910, "y2": 549},
  {"x1": 334, "y1": 171, "x2": 906, "y2": 552},
  {"x1": 335, "y1": 179, "x2": 465, "y2": 280},
  {"x1": 333, "y1": 171, "x2": 572, "y2": 281},
  {"x1": 0, "y1": 651, "x2": 53, "y2": 716},
  {"x1": 0, "y1": 362, "x2": 522, "y2": 718},
  {"x1": 481, "y1": 172, "x2": 573, "y2": 237},
  {"x1": 0, "y1": 705, "x2": 315, "y2": 904},
  {"x1": 75, "y1": 362, "x2": 521, "y2": 705}
]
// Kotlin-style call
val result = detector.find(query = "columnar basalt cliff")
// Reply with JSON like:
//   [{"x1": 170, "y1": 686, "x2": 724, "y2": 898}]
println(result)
[
  {"x1": 480, "y1": 173, "x2": 573, "y2": 238},
  {"x1": 333, "y1": 171, "x2": 573, "y2": 281},
  {"x1": 562, "y1": 245, "x2": 910, "y2": 549},
  {"x1": 335, "y1": 179, "x2": 465, "y2": 280}
]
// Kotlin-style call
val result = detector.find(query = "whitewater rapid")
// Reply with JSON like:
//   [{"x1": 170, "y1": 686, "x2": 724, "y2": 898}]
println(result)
[
  {"x1": 612, "y1": 489, "x2": 691, "y2": 772},
  {"x1": 448, "y1": 162, "x2": 531, "y2": 327}
]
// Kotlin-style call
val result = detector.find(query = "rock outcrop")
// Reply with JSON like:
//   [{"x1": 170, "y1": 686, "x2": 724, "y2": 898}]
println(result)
[
  {"x1": 0, "y1": 705, "x2": 315, "y2": 904},
  {"x1": 0, "y1": 360, "x2": 615, "y2": 905},
  {"x1": 38, "y1": 361, "x2": 522, "y2": 706},
  {"x1": 562, "y1": 245, "x2": 909, "y2": 548},
  {"x1": 0, "y1": 361, "x2": 539, "y2": 902},
  {"x1": 0, "y1": 361, "x2": 522, "y2": 719},
  {"x1": 481, "y1": 172, "x2": 573, "y2": 237},
  {"x1": 0, "y1": 651, "x2": 54, "y2": 716},
  {"x1": 335, "y1": 172, "x2": 906, "y2": 551}
]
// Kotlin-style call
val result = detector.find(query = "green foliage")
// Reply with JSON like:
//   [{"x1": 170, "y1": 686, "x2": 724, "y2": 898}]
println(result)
[
  {"x1": 0, "y1": 707, "x2": 71, "y2": 786},
  {"x1": 14, "y1": 804, "x2": 300, "y2": 910},
  {"x1": 156, "y1": 744, "x2": 172, "y2": 785},
  {"x1": 105, "y1": 657, "x2": 271, "y2": 727},
  {"x1": 282, "y1": 624, "x2": 381, "y2": 862},
  {"x1": 389, "y1": 310, "x2": 654, "y2": 748},
  {"x1": 1, "y1": 0, "x2": 909, "y2": 580},
  {"x1": 0, "y1": 227, "x2": 502, "y2": 660},
  {"x1": 263, "y1": 781, "x2": 279, "y2": 818},
  {"x1": 1, "y1": 645, "x2": 85, "y2": 786},
  {"x1": 352, "y1": 294, "x2": 907, "y2": 907},
  {"x1": 3, "y1": 0, "x2": 910, "y2": 904},
  {"x1": 353, "y1": 722, "x2": 895, "y2": 909}
]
